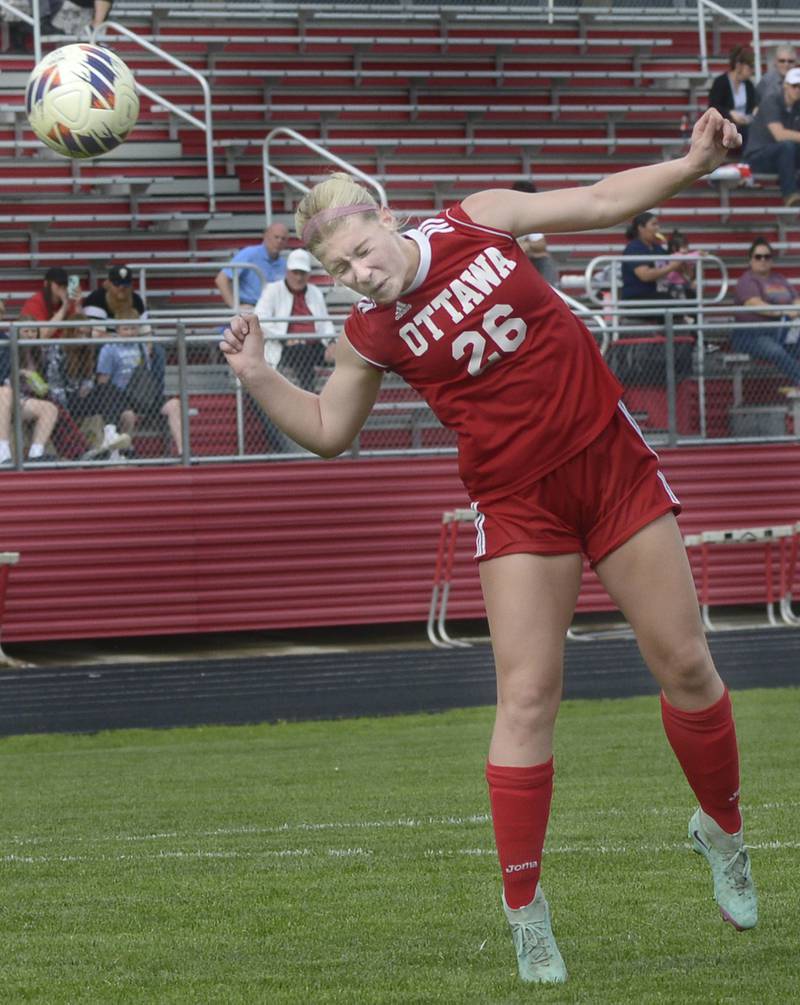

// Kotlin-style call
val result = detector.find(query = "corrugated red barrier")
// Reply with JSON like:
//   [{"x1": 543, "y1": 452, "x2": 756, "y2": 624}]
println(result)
[{"x1": 2, "y1": 444, "x2": 800, "y2": 642}]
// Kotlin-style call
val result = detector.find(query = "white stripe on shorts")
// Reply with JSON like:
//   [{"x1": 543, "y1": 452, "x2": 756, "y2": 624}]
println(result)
[
  {"x1": 616, "y1": 399, "x2": 658, "y2": 457},
  {"x1": 471, "y1": 501, "x2": 486, "y2": 558},
  {"x1": 617, "y1": 400, "x2": 681, "y2": 506}
]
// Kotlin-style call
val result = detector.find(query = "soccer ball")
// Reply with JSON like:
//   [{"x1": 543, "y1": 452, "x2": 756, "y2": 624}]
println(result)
[{"x1": 26, "y1": 44, "x2": 139, "y2": 158}]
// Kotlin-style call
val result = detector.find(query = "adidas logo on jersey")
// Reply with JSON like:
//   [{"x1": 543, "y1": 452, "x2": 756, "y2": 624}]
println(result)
[{"x1": 395, "y1": 301, "x2": 412, "y2": 320}]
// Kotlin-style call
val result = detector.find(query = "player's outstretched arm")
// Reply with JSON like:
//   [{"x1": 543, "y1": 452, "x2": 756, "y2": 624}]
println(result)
[
  {"x1": 463, "y1": 108, "x2": 740, "y2": 236},
  {"x1": 220, "y1": 315, "x2": 382, "y2": 457}
]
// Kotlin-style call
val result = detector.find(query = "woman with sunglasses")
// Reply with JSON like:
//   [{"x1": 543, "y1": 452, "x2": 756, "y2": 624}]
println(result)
[{"x1": 732, "y1": 237, "x2": 800, "y2": 392}]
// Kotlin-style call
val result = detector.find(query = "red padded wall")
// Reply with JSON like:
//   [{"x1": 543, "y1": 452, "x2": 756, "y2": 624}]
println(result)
[{"x1": 2, "y1": 444, "x2": 800, "y2": 642}]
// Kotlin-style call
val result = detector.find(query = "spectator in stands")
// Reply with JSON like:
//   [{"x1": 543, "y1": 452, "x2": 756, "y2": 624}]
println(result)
[
  {"x1": 254, "y1": 248, "x2": 335, "y2": 391},
  {"x1": 83, "y1": 263, "x2": 147, "y2": 321},
  {"x1": 20, "y1": 266, "x2": 82, "y2": 338},
  {"x1": 663, "y1": 230, "x2": 703, "y2": 326},
  {"x1": 48, "y1": 0, "x2": 112, "y2": 39},
  {"x1": 744, "y1": 66, "x2": 800, "y2": 207},
  {"x1": 43, "y1": 314, "x2": 96, "y2": 413},
  {"x1": 0, "y1": 315, "x2": 59, "y2": 465},
  {"x1": 2, "y1": 311, "x2": 120, "y2": 462},
  {"x1": 3, "y1": 3, "x2": 32, "y2": 52},
  {"x1": 621, "y1": 212, "x2": 673, "y2": 321},
  {"x1": 510, "y1": 181, "x2": 560, "y2": 287},
  {"x1": 708, "y1": 45, "x2": 757, "y2": 148},
  {"x1": 35, "y1": 313, "x2": 130, "y2": 460},
  {"x1": 92, "y1": 308, "x2": 165, "y2": 459},
  {"x1": 664, "y1": 230, "x2": 696, "y2": 295},
  {"x1": 732, "y1": 237, "x2": 800, "y2": 392},
  {"x1": 756, "y1": 42, "x2": 797, "y2": 104},
  {"x1": 214, "y1": 223, "x2": 289, "y2": 310}
]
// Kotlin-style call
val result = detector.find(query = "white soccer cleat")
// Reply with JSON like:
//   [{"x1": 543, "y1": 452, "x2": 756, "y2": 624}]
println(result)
[
  {"x1": 503, "y1": 885, "x2": 567, "y2": 984},
  {"x1": 689, "y1": 807, "x2": 758, "y2": 931}
]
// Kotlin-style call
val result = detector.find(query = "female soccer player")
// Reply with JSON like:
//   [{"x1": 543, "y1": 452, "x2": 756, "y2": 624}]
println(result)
[{"x1": 221, "y1": 108, "x2": 757, "y2": 984}]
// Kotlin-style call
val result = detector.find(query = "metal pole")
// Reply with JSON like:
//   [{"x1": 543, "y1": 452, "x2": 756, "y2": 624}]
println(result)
[
  {"x1": 235, "y1": 380, "x2": 245, "y2": 456},
  {"x1": 176, "y1": 321, "x2": 191, "y2": 465},
  {"x1": 32, "y1": 0, "x2": 40, "y2": 65},
  {"x1": 8, "y1": 325, "x2": 24, "y2": 470},
  {"x1": 610, "y1": 265, "x2": 620, "y2": 344},
  {"x1": 697, "y1": 0, "x2": 708, "y2": 77},
  {"x1": 751, "y1": 0, "x2": 761, "y2": 84},
  {"x1": 138, "y1": 265, "x2": 148, "y2": 308},
  {"x1": 665, "y1": 310, "x2": 678, "y2": 447},
  {"x1": 695, "y1": 256, "x2": 707, "y2": 439}
]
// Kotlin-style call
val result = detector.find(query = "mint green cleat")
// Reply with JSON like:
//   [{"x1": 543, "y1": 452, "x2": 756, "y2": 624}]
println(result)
[
  {"x1": 503, "y1": 885, "x2": 567, "y2": 984},
  {"x1": 689, "y1": 807, "x2": 758, "y2": 931}
]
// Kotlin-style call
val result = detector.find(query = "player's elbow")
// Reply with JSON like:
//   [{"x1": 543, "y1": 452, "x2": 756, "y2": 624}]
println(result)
[
  {"x1": 317, "y1": 446, "x2": 343, "y2": 459},
  {"x1": 316, "y1": 436, "x2": 352, "y2": 459}
]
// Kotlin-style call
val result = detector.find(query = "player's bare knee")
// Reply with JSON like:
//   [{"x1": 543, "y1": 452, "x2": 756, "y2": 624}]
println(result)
[
  {"x1": 496, "y1": 675, "x2": 561, "y2": 732},
  {"x1": 653, "y1": 634, "x2": 713, "y2": 692}
]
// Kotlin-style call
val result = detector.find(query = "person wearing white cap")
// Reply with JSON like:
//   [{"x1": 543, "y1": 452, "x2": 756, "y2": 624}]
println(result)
[
  {"x1": 253, "y1": 248, "x2": 335, "y2": 392},
  {"x1": 744, "y1": 65, "x2": 800, "y2": 206}
]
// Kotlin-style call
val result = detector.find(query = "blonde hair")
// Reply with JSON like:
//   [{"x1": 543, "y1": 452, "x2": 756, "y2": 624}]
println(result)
[
  {"x1": 114, "y1": 306, "x2": 140, "y2": 321},
  {"x1": 295, "y1": 172, "x2": 381, "y2": 254},
  {"x1": 62, "y1": 313, "x2": 95, "y2": 381}
]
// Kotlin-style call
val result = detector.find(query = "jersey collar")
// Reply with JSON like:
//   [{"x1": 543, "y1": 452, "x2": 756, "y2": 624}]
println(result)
[{"x1": 398, "y1": 228, "x2": 431, "y2": 297}]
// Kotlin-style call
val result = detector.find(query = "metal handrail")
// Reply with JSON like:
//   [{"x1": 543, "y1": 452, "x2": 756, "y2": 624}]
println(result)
[
  {"x1": 552, "y1": 286, "x2": 610, "y2": 355},
  {"x1": 0, "y1": 0, "x2": 40, "y2": 63},
  {"x1": 93, "y1": 20, "x2": 216, "y2": 213},
  {"x1": 697, "y1": 0, "x2": 761, "y2": 83},
  {"x1": 128, "y1": 261, "x2": 268, "y2": 313},
  {"x1": 262, "y1": 126, "x2": 387, "y2": 226},
  {"x1": 583, "y1": 252, "x2": 729, "y2": 309}
]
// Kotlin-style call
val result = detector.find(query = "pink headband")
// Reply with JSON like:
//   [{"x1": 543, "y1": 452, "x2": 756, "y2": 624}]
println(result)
[{"x1": 301, "y1": 203, "x2": 378, "y2": 246}]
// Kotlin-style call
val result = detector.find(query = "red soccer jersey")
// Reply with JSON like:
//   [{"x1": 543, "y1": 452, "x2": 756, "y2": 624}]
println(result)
[{"x1": 344, "y1": 203, "x2": 622, "y2": 501}]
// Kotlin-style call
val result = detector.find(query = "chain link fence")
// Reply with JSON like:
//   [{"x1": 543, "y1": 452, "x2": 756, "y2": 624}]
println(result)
[
  {"x1": 2, "y1": 304, "x2": 800, "y2": 471},
  {"x1": 0, "y1": 316, "x2": 458, "y2": 469}
]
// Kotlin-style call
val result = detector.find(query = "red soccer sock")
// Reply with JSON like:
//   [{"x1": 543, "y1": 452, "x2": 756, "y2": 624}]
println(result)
[
  {"x1": 485, "y1": 758, "x2": 553, "y2": 910},
  {"x1": 660, "y1": 688, "x2": 742, "y2": 834}
]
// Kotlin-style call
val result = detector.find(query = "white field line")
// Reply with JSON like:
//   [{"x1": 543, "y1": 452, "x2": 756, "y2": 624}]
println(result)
[
  {"x1": 3, "y1": 839, "x2": 798, "y2": 867},
  {"x1": 3, "y1": 799, "x2": 798, "y2": 850},
  {"x1": 1, "y1": 813, "x2": 493, "y2": 848}
]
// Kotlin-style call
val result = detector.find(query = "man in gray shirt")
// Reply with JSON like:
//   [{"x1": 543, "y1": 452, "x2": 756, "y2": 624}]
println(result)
[
  {"x1": 756, "y1": 43, "x2": 797, "y2": 104},
  {"x1": 745, "y1": 66, "x2": 800, "y2": 205}
]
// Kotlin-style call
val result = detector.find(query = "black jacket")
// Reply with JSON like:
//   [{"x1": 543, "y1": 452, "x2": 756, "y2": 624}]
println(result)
[{"x1": 708, "y1": 72, "x2": 757, "y2": 120}]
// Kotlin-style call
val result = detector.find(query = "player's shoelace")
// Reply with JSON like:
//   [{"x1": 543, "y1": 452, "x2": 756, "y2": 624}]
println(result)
[
  {"x1": 511, "y1": 919, "x2": 556, "y2": 968},
  {"x1": 722, "y1": 846, "x2": 752, "y2": 891}
]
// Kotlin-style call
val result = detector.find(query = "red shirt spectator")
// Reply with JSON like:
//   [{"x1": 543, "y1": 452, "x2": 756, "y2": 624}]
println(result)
[{"x1": 20, "y1": 267, "x2": 81, "y2": 338}]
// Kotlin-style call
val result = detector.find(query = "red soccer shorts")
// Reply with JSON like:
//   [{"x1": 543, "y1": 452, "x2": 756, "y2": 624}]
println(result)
[{"x1": 472, "y1": 402, "x2": 681, "y2": 566}]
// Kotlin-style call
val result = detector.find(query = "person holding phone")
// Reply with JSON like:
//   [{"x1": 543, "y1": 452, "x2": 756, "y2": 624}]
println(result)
[{"x1": 19, "y1": 267, "x2": 83, "y2": 340}]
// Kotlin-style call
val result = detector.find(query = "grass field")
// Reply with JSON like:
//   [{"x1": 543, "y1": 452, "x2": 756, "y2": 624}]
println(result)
[{"x1": 1, "y1": 686, "x2": 798, "y2": 1004}]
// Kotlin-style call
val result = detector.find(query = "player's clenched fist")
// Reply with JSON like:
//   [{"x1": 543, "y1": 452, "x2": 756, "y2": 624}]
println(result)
[{"x1": 219, "y1": 312, "x2": 266, "y2": 380}]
